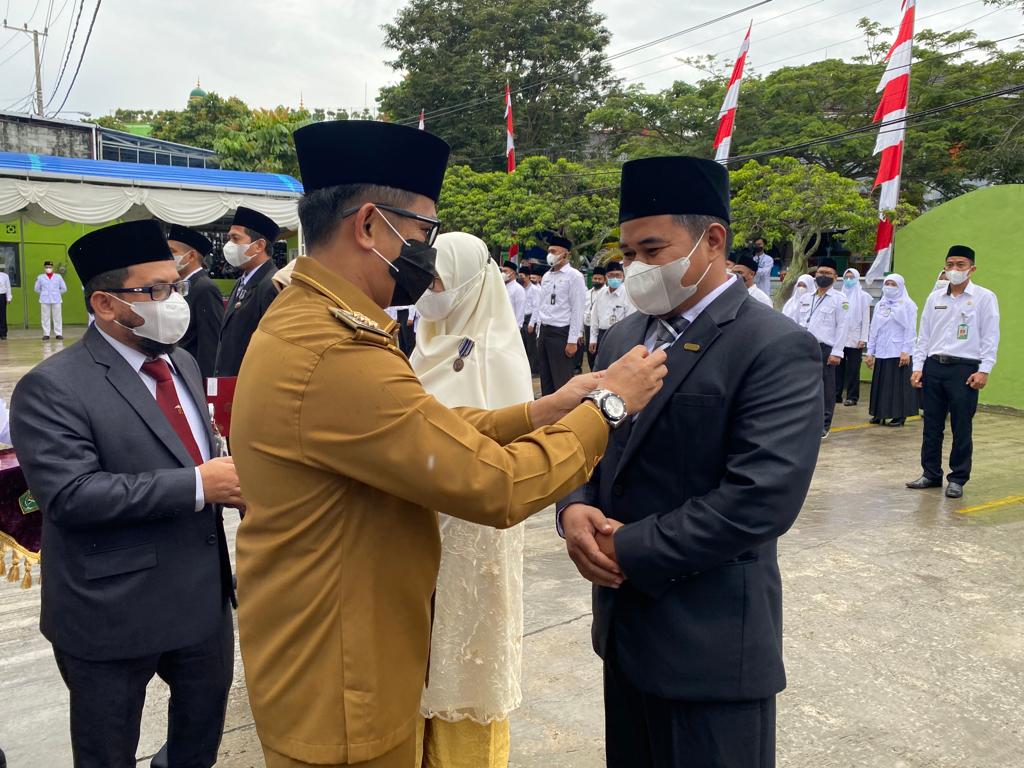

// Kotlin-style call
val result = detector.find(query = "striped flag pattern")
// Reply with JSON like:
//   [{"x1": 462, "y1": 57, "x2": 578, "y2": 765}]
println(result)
[
  {"x1": 418, "y1": 109, "x2": 425, "y2": 131},
  {"x1": 713, "y1": 23, "x2": 752, "y2": 164},
  {"x1": 867, "y1": 0, "x2": 916, "y2": 283},
  {"x1": 505, "y1": 84, "x2": 519, "y2": 260}
]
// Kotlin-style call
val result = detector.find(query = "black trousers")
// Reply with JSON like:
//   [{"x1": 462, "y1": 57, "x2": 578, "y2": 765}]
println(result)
[
  {"x1": 921, "y1": 357, "x2": 979, "y2": 485},
  {"x1": 53, "y1": 607, "x2": 234, "y2": 768},
  {"x1": 396, "y1": 308, "x2": 416, "y2": 357},
  {"x1": 573, "y1": 327, "x2": 586, "y2": 374},
  {"x1": 588, "y1": 327, "x2": 606, "y2": 371},
  {"x1": 604, "y1": 659, "x2": 776, "y2": 768},
  {"x1": 538, "y1": 325, "x2": 574, "y2": 396},
  {"x1": 836, "y1": 346, "x2": 863, "y2": 402},
  {"x1": 819, "y1": 343, "x2": 837, "y2": 431},
  {"x1": 521, "y1": 320, "x2": 539, "y2": 375},
  {"x1": 0, "y1": 298, "x2": 7, "y2": 338}
]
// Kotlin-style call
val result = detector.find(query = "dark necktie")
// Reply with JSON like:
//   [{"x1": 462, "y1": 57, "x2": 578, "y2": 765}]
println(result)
[
  {"x1": 653, "y1": 315, "x2": 690, "y2": 349},
  {"x1": 141, "y1": 359, "x2": 204, "y2": 466}
]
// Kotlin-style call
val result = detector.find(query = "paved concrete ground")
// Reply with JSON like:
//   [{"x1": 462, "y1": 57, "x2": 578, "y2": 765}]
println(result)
[{"x1": 1, "y1": 329, "x2": 1022, "y2": 766}]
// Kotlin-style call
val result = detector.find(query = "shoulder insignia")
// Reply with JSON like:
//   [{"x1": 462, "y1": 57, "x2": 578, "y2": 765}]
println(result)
[{"x1": 329, "y1": 307, "x2": 396, "y2": 348}]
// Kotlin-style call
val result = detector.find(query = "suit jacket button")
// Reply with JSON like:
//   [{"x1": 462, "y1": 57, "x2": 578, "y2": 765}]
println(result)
[
  {"x1": 612, "y1": 484, "x2": 624, "y2": 496},
  {"x1": 207, "y1": 534, "x2": 217, "y2": 545}
]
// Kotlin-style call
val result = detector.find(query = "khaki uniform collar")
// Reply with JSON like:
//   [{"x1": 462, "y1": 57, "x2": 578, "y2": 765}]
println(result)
[{"x1": 289, "y1": 256, "x2": 398, "y2": 336}]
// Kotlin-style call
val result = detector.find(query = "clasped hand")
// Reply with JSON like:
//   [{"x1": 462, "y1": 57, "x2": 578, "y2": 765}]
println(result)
[{"x1": 562, "y1": 504, "x2": 625, "y2": 588}]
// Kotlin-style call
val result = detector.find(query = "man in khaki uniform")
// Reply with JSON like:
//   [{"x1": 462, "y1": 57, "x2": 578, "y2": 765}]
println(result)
[{"x1": 231, "y1": 120, "x2": 667, "y2": 768}]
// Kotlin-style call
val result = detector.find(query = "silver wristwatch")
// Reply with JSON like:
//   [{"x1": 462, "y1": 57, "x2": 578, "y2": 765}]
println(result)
[{"x1": 583, "y1": 388, "x2": 628, "y2": 429}]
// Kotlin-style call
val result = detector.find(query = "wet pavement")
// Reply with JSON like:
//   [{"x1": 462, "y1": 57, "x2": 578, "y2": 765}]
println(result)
[{"x1": 1, "y1": 329, "x2": 1022, "y2": 767}]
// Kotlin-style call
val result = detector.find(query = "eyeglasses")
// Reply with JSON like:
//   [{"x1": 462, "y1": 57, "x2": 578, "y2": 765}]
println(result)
[
  {"x1": 105, "y1": 281, "x2": 190, "y2": 301},
  {"x1": 342, "y1": 203, "x2": 441, "y2": 246}
]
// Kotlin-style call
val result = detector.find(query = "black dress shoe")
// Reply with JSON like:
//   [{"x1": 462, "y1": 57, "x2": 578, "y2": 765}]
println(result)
[
  {"x1": 945, "y1": 482, "x2": 964, "y2": 499},
  {"x1": 906, "y1": 476, "x2": 942, "y2": 489},
  {"x1": 869, "y1": 416, "x2": 882, "y2": 424},
  {"x1": 844, "y1": 399, "x2": 857, "y2": 406},
  {"x1": 42, "y1": 335, "x2": 49, "y2": 340},
  {"x1": 55, "y1": 335, "x2": 63, "y2": 340},
  {"x1": 887, "y1": 418, "x2": 905, "y2": 427}
]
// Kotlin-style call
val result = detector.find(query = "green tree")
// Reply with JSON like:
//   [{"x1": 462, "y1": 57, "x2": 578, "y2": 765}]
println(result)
[
  {"x1": 730, "y1": 158, "x2": 902, "y2": 306},
  {"x1": 213, "y1": 107, "x2": 311, "y2": 177},
  {"x1": 149, "y1": 93, "x2": 252, "y2": 149},
  {"x1": 377, "y1": 0, "x2": 617, "y2": 169},
  {"x1": 439, "y1": 156, "x2": 619, "y2": 260}
]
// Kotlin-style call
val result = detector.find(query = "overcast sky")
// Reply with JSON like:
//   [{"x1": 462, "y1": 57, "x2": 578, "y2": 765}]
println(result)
[{"x1": 0, "y1": 0, "x2": 1017, "y2": 119}]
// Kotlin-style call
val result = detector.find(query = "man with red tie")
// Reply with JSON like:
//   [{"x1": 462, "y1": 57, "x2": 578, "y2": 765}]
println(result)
[{"x1": 10, "y1": 220, "x2": 243, "y2": 768}]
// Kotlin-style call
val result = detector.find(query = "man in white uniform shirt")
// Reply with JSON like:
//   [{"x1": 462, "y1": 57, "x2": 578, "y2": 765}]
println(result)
[
  {"x1": 731, "y1": 252, "x2": 774, "y2": 307},
  {"x1": 0, "y1": 264, "x2": 11, "y2": 340},
  {"x1": 752, "y1": 238, "x2": 774, "y2": 297},
  {"x1": 35, "y1": 260, "x2": 68, "y2": 340},
  {"x1": 907, "y1": 245, "x2": 999, "y2": 499},
  {"x1": 519, "y1": 263, "x2": 541, "y2": 373},
  {"x1": 501, "y1": 260, "x2": 527, "y2": 327},
  {"x1": 535, "y1": 237, "x2": 587, "y2": 395},
  {"x1": 588, "y1": 261, "x2": 635, "y2": 368},
  {"x1": 796, "y1": 257, "x2": 850, "y2": 438}
]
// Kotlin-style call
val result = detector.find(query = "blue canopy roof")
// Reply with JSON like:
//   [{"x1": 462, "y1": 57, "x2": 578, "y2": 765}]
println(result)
[{"x1": 0, "y1": 151, "x2": 304, "y2": 195}]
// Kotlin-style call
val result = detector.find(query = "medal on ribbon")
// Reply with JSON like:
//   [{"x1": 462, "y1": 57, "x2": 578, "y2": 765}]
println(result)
[{"x1": 454, "y1": 337, "x2": 475, "y2": 372}]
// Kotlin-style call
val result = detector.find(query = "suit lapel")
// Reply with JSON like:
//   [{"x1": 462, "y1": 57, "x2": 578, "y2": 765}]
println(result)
[{"x1": 84, "y1": 329, "x2": 195, "y2": 468}]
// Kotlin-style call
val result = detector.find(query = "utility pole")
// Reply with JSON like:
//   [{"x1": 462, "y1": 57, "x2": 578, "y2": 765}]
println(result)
[{"x1": 2, "y1": 22, "x2": 49, "y2": 116}]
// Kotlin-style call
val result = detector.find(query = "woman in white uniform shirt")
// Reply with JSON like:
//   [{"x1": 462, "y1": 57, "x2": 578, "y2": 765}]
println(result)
[
  {"x1": 782, "y1": 274, "x2": 814, "y2": 322},
  {"x1": 865, "y1": 274, "x2": 918, "y2": 426}
]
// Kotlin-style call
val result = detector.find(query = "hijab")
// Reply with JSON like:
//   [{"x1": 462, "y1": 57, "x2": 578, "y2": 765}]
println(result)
[
  {"x1": 873, "y1": 272, "x2": 917, "y2": 337},
  {"x1": 411, "y1": 232, "x2": 533, "y2": 410},
  {"x1": 782, "y1": 274, "x2": 815, "y2": 321},
  {"x1": 841, "y1": 267, "x2": 872, "y2": 316}
]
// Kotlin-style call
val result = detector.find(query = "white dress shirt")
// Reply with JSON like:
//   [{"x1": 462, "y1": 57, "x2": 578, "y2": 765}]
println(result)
[
  {"x1": 0, "y1": 395, "x2": 10, "y2": 445},
  {"x1": 0, "y1": 271, "x2": 11, "y2": 302},
  {"x1": 643, "y1": 275, "x2": 738, "y2": 352},
  {"x1": 35, "y1": 273, "x2": 67, "y2": 304},
  {"x1": 747, "y1": 284, "x2": 773, "y2": 307},
  {"x1": 524, "y1": 282, "x2": 541, "y2": 324},
  {"x1": 754, "y1": 253, "x2": 773, "y2": 296},
  {"x1": 537, "y1": 265, "x2": 587, "y2": 340},
  {"x1": 584, "y1": 286, "x2": 602, "y2": 327},
  {"x1": 913, "y1": 281, "x2": 999, "y2": 373},
  {"x1": 868, "y1": 302, "x2": 916, "y2": 359},
  {"x1": 797, "y1": 288, "x2": 851, "y2": 358},
  {"x1": 590, "y1": 285, "x2": 636, "y2": 334},
  {"x1": 505, "y1": 278, "x2": 527, "y2": 327},
  {"x1": 96, "y1": 327, "x2": 211, "y2": 511},
  {"x1": 840, "y1": 287, "x2": 872, "y2": 348}
]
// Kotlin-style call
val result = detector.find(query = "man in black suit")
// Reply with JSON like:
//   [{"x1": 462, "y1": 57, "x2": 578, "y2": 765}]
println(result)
[
  {"x1": 214, "y1": 206, "x2": 280, "y2": 377},
  {"x1": 168, "y1": 224, "x2": 224, "y2": 380},
  {"x1": 559, "y1": 156, "x2": 823, "y2": 768},
  {"x1": 10, "y1": 220, "x2": 243, "y2": 768}
]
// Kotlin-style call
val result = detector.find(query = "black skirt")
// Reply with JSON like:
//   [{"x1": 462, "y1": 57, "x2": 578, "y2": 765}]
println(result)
[{"x1": 869, "y1": 357, "x2": 919, "y2": 419}]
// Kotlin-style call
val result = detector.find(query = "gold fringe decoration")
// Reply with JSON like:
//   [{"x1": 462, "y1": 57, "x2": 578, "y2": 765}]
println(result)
[
  {"x1": 21, "y1": 560, "x2": 32, "y2": 589},
  {"x1": 7, "y1": 550, "x2": 21, "y2": 583},
  {"x1": 0, "y1": 541, "x2": 6, "y2": 578}
]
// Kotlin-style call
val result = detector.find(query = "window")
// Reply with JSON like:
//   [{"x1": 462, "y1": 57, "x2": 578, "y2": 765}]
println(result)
[{"x1": 0, "y1": 242, "x2": 21, "y2": 287}]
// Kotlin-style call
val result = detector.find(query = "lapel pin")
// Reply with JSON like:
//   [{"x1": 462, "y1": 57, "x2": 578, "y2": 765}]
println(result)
[{"x1": 683, "y1": 343, "x2": 701, "y2": 352}]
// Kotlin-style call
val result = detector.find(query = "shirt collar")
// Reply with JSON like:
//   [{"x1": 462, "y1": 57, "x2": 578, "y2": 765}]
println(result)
[
  {"x1": 95, "y1": 325, "x2": 175, "y2": 374},
  {"x1": 288, "y1": 255, "x2": 396, "y2": 334},
  {"x1": 681, "y1": 274, "x2": 737, "y2": 325},
  {"x1": 181, "y1": 267, "x2": 204, "y2": 281}
]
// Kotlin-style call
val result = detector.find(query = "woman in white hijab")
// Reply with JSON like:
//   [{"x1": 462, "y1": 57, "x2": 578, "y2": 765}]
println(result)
[
  {"x1": 410, "y1": 232, "x2": 534, "y2": 768},
  {"x1": 836, "y1": 267, "x2": 873, "y2": 406},
  {"x1": 865, "y1": 273, "x2": 919, "y2": 426},
  {"x1": 782, "y1": 274, "x2": 815, "y2": 322}
]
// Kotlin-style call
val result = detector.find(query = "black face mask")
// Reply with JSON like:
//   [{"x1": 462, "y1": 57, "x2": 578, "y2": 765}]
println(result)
[
  {"x1": 815, "y1": 275, "x2": 835, "y2": 289},
  {"x1": 385, "y1": 238, "x2": 438, "y2": 307}
]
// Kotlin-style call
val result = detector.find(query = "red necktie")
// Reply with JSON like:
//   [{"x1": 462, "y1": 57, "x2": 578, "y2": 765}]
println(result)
[{"x1": 141, "y1": 359, "x2": 204, "y2": 466}]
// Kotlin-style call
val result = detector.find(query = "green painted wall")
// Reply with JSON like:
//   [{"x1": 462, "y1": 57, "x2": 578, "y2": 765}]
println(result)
[{"x1": 894, "y1": 184, "x2": 1020, "y2": 410}]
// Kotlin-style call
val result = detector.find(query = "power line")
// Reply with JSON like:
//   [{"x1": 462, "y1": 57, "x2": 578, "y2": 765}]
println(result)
[
  {"x1": 50, "y1": 0, "x2": 98, "y2": 116},
  {"x1": 44, "y1": 0, "x2": 83, "y2": 111},
  {"x1": 397, "y1": 0, "x2": 774, "y2": 126},
  {"x1": 0, "y1": 36, "x2": 29, "y2": 67}
]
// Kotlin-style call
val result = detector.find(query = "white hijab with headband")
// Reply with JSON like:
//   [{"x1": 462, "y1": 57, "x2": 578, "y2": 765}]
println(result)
[
  {"x1": 411, "y1": 231, "x2": 532, "y2": 724},
  {"x1": 841, "y1": 266, "x2": 872, "y2": 316},
  {"x1": 873, "y1": 272, "x2": 918, "y2": 337},
  {"x1": 782, "y1": 274, "x2": 815, "y2": 320}
]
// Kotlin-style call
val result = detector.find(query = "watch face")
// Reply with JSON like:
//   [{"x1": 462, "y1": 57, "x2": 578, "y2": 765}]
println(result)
[{"x1": 605, "y1": 394, "x2": 627, "y2": 420}]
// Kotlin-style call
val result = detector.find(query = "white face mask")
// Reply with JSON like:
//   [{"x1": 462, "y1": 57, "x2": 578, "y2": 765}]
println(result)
[
  {"x1": 546, "y1": 252, "x2": 563, "y2": 268},
  {"x1": 796, "y1": 284, "x2": 809, "y2": 294},
  {"x1": 107, "y1": 292, "x2": 191, "y2": 345},
  {"x1": 223, "y1": 241, "x2": 256, "y2": 268},
  {"x1": 934, "y1": 279, "x2": 950, "y2": 292},
  {"x1": 946, "y1": 268, "x2": 971, "y2": 286},
  {"x1": 883, "y1": 285, "x2": 901, "y2": 300},
  {"x1": 502, "y1": 271, "x2": 514, "y2": 283},
  {"x1": 415, "y1": 270, "x2": 483, "y2": 322},
  {"x1": 173, "y1": 251, "x2": 193, "y2": 272},
  {"x1": 624, "y1": 229, "x2": 709, "y2": 317}
]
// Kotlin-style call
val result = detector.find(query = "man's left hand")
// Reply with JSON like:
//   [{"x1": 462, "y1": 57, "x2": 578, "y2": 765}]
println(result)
[
  {"x1": 595, "y1": 519, "x2": 625, "y2": 565},
  {"x1": 858, "y1": 341, "x2": 867, "y2": 349},
  {"x1": 565, "y1": 343, "x2": 578, "y2": 358},
  {"x1": 828, "y1": 355, "x2": 842, "y2": 366},
  {"x1": 966, "y1": 372, "x2": 989, "y2": 390}
]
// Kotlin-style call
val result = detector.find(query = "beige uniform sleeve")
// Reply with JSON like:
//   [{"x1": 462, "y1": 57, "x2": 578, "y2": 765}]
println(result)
[{"x1": 299, "y1": 341, "x2": 608, "y2": 529}]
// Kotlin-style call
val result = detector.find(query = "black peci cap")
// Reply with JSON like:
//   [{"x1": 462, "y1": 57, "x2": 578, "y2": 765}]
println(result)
[
  {"x1": 592, "y1": 265, "x2": 607, "y2": 276},
  {"x1": 167, "y1": 224, "x2": 214, "y2": 257},
  {"x1": 605, "y1": 261, "x2": 624, "y2": 273},
  {"x1": 947, "y1": 245, "x2": 975, "y2": 262},
  {"x1": 293, "y1": 120, "x2": 451, "y2": 203},
  {"x1": 736, "y1": 252, "x2": 759, "y2": 272},
  {"x1": 232, "y1": 207, "x2": 281, "y2": 243},
  {"x1": 548, "y1": 234, "x2": 573, "y2": 251},
  {"x1": 818, "y1": 257, "x2": 838, "y2": 272},
  {"x1": 502, "y1": 260, "x2": 518, "y2": 271},
  {"x1": 69, "y1": 220, "x2": 173, "y2": 285},
  {"x1": 619, "y1": 156, "x2": 730, "y2": 224}
]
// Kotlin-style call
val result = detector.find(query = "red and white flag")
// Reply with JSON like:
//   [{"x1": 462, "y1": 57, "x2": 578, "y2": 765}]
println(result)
[
  {"x1": 505, "y1": 84, "x2": 519, "y2": 260},
  {"x1": 418, "y1": 109, "x2": 425, "y2": 131},
  {"x1": 867, "y1": 0, "x2": 915, "y2": 283},
  {"x1": 713, "y1": 22, "x2": 751, "y2": 164}
]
